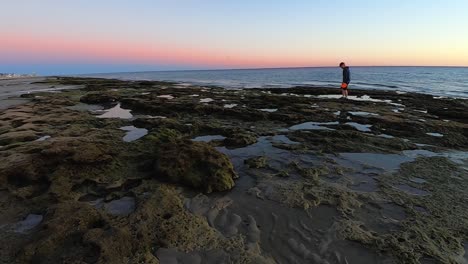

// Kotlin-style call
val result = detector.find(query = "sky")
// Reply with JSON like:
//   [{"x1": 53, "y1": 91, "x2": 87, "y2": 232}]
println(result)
[{"x1": 1, "y1": 0, "x2": 468, "y2": 75}]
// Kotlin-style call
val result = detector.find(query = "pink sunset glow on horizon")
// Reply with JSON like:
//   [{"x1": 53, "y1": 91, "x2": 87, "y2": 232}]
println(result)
[
  {"x1": 3, "y1": 31, "x2": 467, "y2": 72},
  {"x1": 1, "y1": 32, "x2": 333, "y2": 69}
]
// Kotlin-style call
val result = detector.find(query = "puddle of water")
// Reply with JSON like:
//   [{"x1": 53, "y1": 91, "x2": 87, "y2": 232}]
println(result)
[
  {"x1": 200, "y1": 98, "x2": 214, "y2": 103},
  {"x1": 442, "y1": 152, "x2": 468, "y2": 166},
  {"x1": 224, "y1": 104, "x2": 238, "y2": 109},
  {"x1": 88, "y1": 198, "x2": 105, "y2": 208},
  {"x1": 338, "y1": 153, "x2": 413, "y2": 171},
  {"x1": 402, "y1": 149, "x2": 468, "y2": 169},
  {"x1": 157, "y1": 95, "x2": 174, "y2": 99},
  {"x1": 426, "y1": 133, "x2": 443, "y2": 137},
  {"x1": 409, "y1": 177, "x2": 427, "y2": 184},
  {"x1": 415, "y1": 143, "x2": 433, "y2": 147},
  {"x1": 349, "y1": 111, "x2": 379, "y2": 117},
  {"x1": 377, "y1": 134, "x2": 395, "y2": 139},
  {"x1": 419, "y1": 256, "x2": 440, "y2": 264},
  {"x1": 414, "y1": 109, "x2": 428, "y2": 114},
  {"x1": 141, "y1": 92, "x2": 150, "y2": 95},
  {"x1": 97, "y1": 103, "x2": 133, "y2": 119},
  {"x1": 66, "y1": 103, "x2": 104, "y2": 112},
  {"x1": 217, "y1": 136, "x2": 317, "y2": 172},
  {"x1": 14, "y1": 214, "x2": 43, "y2": 233},
  {"x1": 414, "y1": 206, "x2": 429, "y2": 214},
  {"x1": 348, "y1": 174, "x2": 378, "y2": 193},
  {"x1": 120, "y1": 126, "x2": 148, "y2": 142},
  {"x1": 390, "y1": 102, "x2": 405, "y2": 108},
  {"x1": 259, "y1": 108, "x2": 278, "y2": 113},
  {"x1": 35, "y1": 135, "x2": 51, "y2": 141},
  {"x1": 317, "y1": 94, "x2": 393, "y2": 104},
  {"x1": 345, "y1": 122, "x2": 372, "y2": 132},
  {"x1": 174, "y1": 83, "x2": 192, "y2": 88},
  {"x1": 143, "y1": 115, "x2": 167, "y2": 119},
  {"x1": 190, "y1": 94, "x2": 199, "y2": 97},
  {"x1": 0, "y1": 98, "x2": 30, "y2": 110},
  {"x1": 333, "y1": 111, "x2": 341, "y2": 116},
  {"x1": 394, "y1": 184, "x2": 430, "y2": 196},
  {"x1": 290, "y1": 121, "x2": 339, "y2": 131},
  {"x1": 402, "y1": 149, "x2": 437, "y2": 158},
  {"x1": 104, "y1": 197, "x2": 135, "y2": 216},
  {"x1": 192, "y1": 135, "x2": 226, "y2": 142},
  {"x1": 270, "y1": 135, "x2": 300, "y2": 145},
  {"x1": 280, "y1": 93, "x2": 299, "y2": 97}
]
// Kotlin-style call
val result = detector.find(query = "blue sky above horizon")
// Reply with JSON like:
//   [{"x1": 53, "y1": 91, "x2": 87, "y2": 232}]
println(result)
[{"x1": 1, "y1": 0, "x2": 468, "y2": 75}]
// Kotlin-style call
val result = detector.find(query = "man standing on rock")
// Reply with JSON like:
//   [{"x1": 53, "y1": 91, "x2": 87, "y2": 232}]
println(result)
[{"x1": 339, "y1": 62, "x2": 350, "y2": 98}]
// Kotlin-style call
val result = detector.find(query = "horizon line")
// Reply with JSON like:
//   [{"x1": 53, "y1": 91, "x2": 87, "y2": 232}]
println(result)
[{"x1": 60, "y1": 65, "x2": 468, "y2": 77}]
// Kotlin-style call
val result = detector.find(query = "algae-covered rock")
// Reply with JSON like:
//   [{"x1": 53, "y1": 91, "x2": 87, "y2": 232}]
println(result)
[
  {"x1": 245, "y1": 156, "x2": 268, "y2": 169},
  {"x1": 39, "y1": 139, "x2": 114, "y2": 164},
  {"x1": 130, "y1": 184, "x2": 221, "y2": 250},
  {"x1": 298, "y1": 166, "x2": 329, "y2": 181},
  {"x1": 224, "y1": 132, "x2": 257, "y2": 148},
  {"x1": 289, "y1": 130, "x2": 415, "y2": 153},
  {"x1": 70, "y1": 143, "x2": 113, "y2": 164},
  {"x1": 80, "y1": 92, "x2": 120, "y2": 104},
  {"x1": 1, "y1": 138, "x2": 123, "y2": 200},
  {"x1": 153, "y1": 140, "x2": 237, "y2": 193},
  {"x1": 0, "y1": 130, "x2": 38, "y2": 145},
  {"x1": 145, "y1": 128, "x2": 182, "y2": 144},
  {"x1": 18, "y1": 202, "x2": 104, "y2": 263}
]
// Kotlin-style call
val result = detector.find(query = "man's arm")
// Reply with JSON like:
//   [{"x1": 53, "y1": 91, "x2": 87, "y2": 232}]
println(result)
[{"x1": 343, "y1": 68, "x2": 350, "y2": 84}]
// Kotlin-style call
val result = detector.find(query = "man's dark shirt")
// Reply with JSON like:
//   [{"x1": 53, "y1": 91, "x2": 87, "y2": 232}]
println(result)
[{"x1": 343, "y1": 67, "x2": 351, "y2": 84}]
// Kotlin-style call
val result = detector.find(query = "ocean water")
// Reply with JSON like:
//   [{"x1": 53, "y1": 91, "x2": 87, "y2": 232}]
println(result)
[{"x1": 85, "y1": 67, "x2": 468, "y2": 98}]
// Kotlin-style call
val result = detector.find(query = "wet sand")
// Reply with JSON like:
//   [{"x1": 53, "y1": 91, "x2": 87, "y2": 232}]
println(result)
[
  {"x1": 0, "y1": 77, "x2": 467, "y2": 264},
  {"x1": 0, "y1": 77, "x2": 83, "y2": 109}
]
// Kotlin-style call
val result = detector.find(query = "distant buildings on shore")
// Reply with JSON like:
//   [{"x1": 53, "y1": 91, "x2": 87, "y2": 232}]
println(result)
[{"x1": 0, "y1": 73, "x2": 37, "y2": 79}]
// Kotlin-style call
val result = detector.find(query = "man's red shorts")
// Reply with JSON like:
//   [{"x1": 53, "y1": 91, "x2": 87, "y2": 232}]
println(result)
[{"x1": 341, "y1": 83, "x2": 348, "y2": 89}]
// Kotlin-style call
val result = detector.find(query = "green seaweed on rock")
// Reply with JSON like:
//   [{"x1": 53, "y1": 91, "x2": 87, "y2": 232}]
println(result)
[{"x1": 153, "y1": 140, "x2": 237, "y2": 193}]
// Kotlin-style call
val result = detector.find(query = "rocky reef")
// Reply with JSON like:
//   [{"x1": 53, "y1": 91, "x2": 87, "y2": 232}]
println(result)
[{"x1": 0, "y1": 77, "x2": 467, "y2": 264}]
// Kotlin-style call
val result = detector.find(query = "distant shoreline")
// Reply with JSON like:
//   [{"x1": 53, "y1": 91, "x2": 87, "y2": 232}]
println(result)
[{"x1": 0, "y1": 74, "x2": 38, "y2": 80}]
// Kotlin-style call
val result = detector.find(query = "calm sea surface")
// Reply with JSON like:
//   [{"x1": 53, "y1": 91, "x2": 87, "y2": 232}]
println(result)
[{"x1": 84, "y1": 67, "x2": 468, "y2": 98}]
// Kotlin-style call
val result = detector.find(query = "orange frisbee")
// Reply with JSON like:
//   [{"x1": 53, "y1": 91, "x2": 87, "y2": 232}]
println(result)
[{"x1": 341, "y1": 83, "x2": 348, "y2": 89}]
